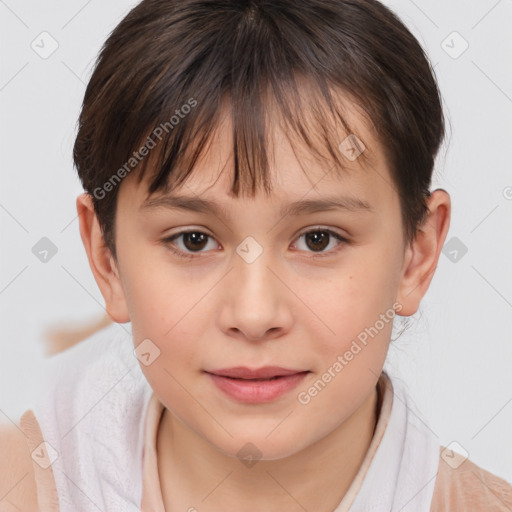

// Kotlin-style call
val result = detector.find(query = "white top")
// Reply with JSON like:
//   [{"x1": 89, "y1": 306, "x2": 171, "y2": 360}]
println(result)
[{"x1": 28, "y1": 321, "x2": 153, "y2": 511}]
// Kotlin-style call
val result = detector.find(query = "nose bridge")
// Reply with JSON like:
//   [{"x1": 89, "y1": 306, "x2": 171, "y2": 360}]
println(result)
[
  {"x1": 220, "y1": 235, "x2": 292, "y2": 340},
  {"x1": 235, "y1": 235, "x2": 277, "y2": 310},
  {"x1": 236, "y1": 239, "x2": 272, "y2": 298}
]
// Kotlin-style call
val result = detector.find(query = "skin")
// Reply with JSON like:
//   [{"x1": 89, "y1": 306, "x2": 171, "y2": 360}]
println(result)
[{"x1": 77, "y1": 98, "x2": 450, "y2": 512}]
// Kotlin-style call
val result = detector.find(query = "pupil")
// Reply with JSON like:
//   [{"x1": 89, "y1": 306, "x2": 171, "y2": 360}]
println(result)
[
  {"x1": 306, "y1": 231, "x2": 329, "y2": 251},
  {"x1": 184, "y1": 232, "x2": 208, "y2": 251}
]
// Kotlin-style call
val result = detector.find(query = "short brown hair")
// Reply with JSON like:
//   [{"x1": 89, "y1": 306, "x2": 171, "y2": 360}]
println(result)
[{"x1": 73, "y1": 0, "x2": 445, "y2": 260}]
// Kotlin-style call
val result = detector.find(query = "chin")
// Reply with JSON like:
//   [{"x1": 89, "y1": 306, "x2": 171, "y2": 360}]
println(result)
[{"x1": 212, "y1": 431, "x2": 308, "y2": 463}]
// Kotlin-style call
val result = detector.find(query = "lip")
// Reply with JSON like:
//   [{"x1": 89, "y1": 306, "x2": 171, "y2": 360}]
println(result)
[
  {"x1": 206, "y1": 366, "x2": 306, "y2": 379},
  {"x1": 204, "y1": 367, "x2": 310, "y2": 403}
]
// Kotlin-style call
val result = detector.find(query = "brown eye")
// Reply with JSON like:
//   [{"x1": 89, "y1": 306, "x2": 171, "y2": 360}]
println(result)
[
  {"x1": 181, "y1": 232, "x2": 209, "y2": 251},
  {"x1": 304, "y1": 231, "x2": 330, "y2": 252},
  {"x1": 294, "y1": 228, "x2": 347, "y2": 256},
  {"x1": 162, "y1": 230, "x2": 218, "y2": 259}
]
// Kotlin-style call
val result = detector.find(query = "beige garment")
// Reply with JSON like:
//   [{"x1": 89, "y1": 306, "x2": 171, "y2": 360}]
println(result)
[
  {"x1": 430, "y1": 449, "x2": 512, "y2": 511},
  {"x1": 5, "y1": 376, "x2": 512, "y2": 512}
]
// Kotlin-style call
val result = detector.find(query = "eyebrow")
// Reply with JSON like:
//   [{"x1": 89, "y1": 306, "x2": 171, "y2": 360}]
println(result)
[{"x1": 141, "y1": 194, "x2": 374, "y2": 219}]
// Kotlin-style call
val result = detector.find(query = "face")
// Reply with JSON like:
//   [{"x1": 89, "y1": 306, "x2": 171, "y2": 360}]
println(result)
[{"x1": 109, "y1": 101, "x2": 411, "y2": 460}]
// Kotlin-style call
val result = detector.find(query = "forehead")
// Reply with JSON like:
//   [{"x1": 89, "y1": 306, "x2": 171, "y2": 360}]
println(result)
[{"x1": 122, "y1": 93, "x2": 396, "y2": 213}]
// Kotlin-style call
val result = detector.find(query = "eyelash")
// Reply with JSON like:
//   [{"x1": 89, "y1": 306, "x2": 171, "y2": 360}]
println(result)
[{"x1": 161, "y1": 228, "x2": 349, "y2": 261}]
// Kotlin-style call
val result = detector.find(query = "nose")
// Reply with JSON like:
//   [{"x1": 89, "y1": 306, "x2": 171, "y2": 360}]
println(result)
[{"x1": 217, "y1": 246, "x2": 293, "y2": 342}]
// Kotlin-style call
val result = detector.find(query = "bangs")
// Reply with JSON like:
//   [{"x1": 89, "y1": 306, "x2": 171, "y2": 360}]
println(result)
[{"x1": 132, "y1": 74, "x2": 378, "y2": 202}]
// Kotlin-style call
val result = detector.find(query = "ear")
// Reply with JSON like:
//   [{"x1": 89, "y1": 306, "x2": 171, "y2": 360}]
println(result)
[
  {"x1": 76, "y1": 193, "x2": 130, "y2": 323},
  {"x1": 396, "y1": 188, "x2": 451, "y2": 316}
]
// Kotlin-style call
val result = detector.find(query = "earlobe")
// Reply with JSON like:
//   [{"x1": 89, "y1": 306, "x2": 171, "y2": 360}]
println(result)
[
  {"x1": 396, "y1": 189, "x2": 451, "y2": 316},
  {"x1": 76, "y1": 193, "x2": 130, "y2": 323}
]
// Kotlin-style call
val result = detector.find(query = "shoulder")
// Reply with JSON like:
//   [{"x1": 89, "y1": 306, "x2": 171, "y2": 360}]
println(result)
[
  {"x1": 0, "y1": 420, "x2": 39, "y2": 512},
  {"x1": 38, "y1": 321, "x2": 136, "y2": 397},
  {"x1": 430, "y1": 445, "x2": 512, "y2": 512}
]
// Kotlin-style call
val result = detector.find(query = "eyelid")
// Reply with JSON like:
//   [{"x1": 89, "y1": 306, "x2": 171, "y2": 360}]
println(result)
[{"x1": 296, "y1": 225, "x2": 348, "y2": 238}]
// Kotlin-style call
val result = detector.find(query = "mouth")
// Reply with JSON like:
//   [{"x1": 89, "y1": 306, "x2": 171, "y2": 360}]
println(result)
[{"x1": 204, "y1": 367, "x2": 310, "y2": 403}]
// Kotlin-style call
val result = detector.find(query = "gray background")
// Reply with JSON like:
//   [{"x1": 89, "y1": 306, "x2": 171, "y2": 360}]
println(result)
[{"x1": 1, "y1": 0, "x2": 511, "y2": 481}]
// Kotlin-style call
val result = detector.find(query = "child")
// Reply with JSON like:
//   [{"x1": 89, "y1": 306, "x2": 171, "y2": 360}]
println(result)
[{"x1": 2, "y1": 0, "x2": 511, "y2": 510}]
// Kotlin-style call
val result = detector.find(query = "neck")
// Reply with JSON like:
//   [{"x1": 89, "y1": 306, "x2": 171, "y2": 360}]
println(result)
[{"x1": 157, "y1": 384, "x2": 380, "y2": 512}]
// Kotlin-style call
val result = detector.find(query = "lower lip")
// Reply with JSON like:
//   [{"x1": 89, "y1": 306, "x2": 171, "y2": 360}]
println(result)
[{"x1": 206, "y1": 371, "x2": 309, "y2": 403}]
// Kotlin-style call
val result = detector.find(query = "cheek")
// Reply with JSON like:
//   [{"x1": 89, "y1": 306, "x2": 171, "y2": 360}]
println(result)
[
  {"x1": 304, "y1": 249, "x2": 400, "y2": 326},
  {"x1": 292, "y1": 264, "x2": 396, "y2": 418},
  {"x1": 120, "y1": 244, "x2": 194, "y2": 331},
  {"x1": 119, "y1": 254, "x2": 208, "y2": 401},
  {"x1": 131, "y1": 294, "x2": 208, "y2": 419},
  {"x1": 292, "y1": 245, "x2": 401, "y2": 377}
]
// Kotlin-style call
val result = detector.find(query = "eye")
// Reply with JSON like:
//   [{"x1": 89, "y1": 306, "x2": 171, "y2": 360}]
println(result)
[
  {"x1": 162, "y1": 230, "x2": 218, "y2": 260},
  {"x1": 292, "y1": 228, "x2": 348, "y2": 257}
]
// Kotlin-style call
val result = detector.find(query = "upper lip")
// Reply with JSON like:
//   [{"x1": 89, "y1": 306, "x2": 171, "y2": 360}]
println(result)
[{"x1": 206, "y1": 366, "x2": 308, "y2": 379}]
